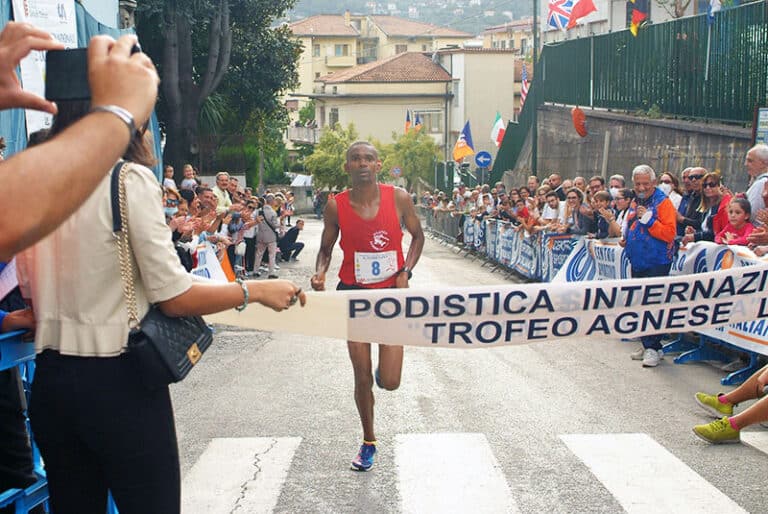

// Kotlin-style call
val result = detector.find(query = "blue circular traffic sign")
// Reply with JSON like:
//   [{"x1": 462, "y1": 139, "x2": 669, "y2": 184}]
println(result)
[{"x1": 475, "y1": 151, "x2": 492, "y2": 168}]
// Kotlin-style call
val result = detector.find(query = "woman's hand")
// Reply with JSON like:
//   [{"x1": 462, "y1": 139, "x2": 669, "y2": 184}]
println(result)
[{"x1": 249, "y1": 280, "x2": 306, "y2": 311}]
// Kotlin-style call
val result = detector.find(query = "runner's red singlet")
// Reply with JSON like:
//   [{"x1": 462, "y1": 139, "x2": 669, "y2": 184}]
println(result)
[{"x1": 336, "y1": 184, "x2": 404, "y2": 288}]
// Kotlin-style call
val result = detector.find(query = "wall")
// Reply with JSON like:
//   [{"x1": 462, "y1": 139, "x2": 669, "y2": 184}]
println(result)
[
  {"x1": 316, "y1": 95, "x2": 447, "y2": 143},
  {"x1": 508, "y1": 104, "x2": 753, "y2": 192}
]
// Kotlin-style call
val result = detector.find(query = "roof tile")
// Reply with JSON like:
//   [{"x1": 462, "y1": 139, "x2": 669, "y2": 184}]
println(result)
[
  {"x1": 319, "y1": 52, "x2": 452, "y2": 84},
  {"x1": 289, "y1": 15, "x2": 359, "y2": 36}
]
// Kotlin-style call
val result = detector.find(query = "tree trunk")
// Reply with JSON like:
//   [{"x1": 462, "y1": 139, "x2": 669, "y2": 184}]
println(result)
[
  {"x1": 258, "y1": 118, "x2": 265, "y2": 194},
  {"x1": 161, "y1": 0, "x2": 232, "y2": 179}
]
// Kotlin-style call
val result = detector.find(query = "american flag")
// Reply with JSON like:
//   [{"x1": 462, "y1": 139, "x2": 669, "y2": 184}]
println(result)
[{"x1": 520, "y1": 63, "x2": 529, "y2": 110}]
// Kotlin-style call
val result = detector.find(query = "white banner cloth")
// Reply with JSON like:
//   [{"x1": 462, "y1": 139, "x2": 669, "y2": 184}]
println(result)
[{"x1": 206, "y1": 264, "x2": 768, "y2": 348}]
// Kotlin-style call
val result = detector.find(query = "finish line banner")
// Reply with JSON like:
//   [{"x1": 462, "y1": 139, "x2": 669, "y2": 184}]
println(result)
[{"x1": 207, "y1": 264, "x2": 768, "y2": 348}]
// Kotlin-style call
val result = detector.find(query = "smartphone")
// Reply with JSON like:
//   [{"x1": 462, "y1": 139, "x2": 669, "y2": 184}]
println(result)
[
  {"x1": 45, "y1": 48, "x2": 89, "y2": 101},
  {"x1": 45, "y1": 44, "x2": 142, "y2": 101}
]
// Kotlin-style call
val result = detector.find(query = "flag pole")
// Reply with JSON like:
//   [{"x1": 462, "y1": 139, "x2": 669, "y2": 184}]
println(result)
[
  {"x1": 704, "y1": 23, "x2": 712, "y2": 82},
  {"x1": 532, "y1": 0, "x2": 539, "y2": 178}
]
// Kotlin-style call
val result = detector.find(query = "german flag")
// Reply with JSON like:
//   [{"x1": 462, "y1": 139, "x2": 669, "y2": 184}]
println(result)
[{"x1": 629, "y1": 0, "x2": 649, "y2": 36}]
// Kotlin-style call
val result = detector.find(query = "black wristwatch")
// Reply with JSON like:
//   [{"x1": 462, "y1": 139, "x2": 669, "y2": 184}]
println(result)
[{"x1": 398, "y1": 266, "x2": 413, "y2": 280}]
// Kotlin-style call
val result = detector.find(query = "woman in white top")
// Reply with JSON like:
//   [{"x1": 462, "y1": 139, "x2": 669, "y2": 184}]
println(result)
[{"x1": 16, "y1": 100, "x2": 305, "y2": 514}]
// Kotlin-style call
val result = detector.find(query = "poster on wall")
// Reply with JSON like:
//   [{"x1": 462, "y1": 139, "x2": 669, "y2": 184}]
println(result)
[
  {"x1": 755, "y1": 107, "x2": 768, "y2": 146},
  {"x1": 11, "y1": 0, "x2": 78, "y2": 136}
]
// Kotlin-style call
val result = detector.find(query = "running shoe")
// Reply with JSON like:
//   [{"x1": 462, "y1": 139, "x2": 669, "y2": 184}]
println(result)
[
  {"x1": 694, "y1": 392, "x2": 734, "y2": 418},
  {"x1": 693, "y1": 417, "x2": 740, "y2": 444},
  {"x1": 351, "y1": 442, "x2": 376, "y2": 471}
]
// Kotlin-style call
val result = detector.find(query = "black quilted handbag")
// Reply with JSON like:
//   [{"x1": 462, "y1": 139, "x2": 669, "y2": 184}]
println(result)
[{"x1": 111, "y1": 162, "x2": 213, "y2": 389}]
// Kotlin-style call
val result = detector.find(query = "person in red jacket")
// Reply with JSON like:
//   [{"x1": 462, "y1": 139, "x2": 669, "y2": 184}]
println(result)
[{"x1": 311, "y1": 141, "x2": 424, "y2": 472}]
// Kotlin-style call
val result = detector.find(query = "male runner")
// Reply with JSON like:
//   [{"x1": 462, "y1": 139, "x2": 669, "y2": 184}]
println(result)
[{"x1": 311, "y1": 141, "x2": 424, "y2": 471}]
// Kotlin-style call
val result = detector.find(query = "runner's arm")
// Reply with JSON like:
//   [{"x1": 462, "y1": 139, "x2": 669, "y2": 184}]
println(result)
[{"x1": 311, "y1": 198, "x2": 340, "y2": 291}]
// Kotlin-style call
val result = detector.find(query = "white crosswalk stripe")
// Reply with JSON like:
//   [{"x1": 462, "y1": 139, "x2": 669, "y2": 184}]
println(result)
[
  {"x1": 182, "y1": 437, "x2": 301, "y2": 514},
  {"x1": 180, "y1": 432, "x2": 767, "y2": 512},
  {"x1": 740, "y1": 431, "x2": 768, "y2": 454},
  {"x1": 395, "y1": 433, "x2": 519, "y2": 514},
  {"x1": 560, "y1": 433, "x2": 747, "y2": 514}
]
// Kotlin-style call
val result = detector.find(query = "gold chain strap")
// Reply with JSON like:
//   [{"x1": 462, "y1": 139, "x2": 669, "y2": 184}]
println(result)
[{"x1": 114, "y1": 163, "x2": 141, "y2": 329}]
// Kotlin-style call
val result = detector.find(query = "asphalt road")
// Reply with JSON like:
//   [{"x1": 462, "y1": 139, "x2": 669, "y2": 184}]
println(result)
[{"x1": 171, "y1": 216, "x2": 768, "y2": 513}]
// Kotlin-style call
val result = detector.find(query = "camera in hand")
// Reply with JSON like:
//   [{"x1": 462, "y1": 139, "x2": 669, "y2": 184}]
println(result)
[{"x1": 45, "y1": 44, "x2": 142, "y2": 101}]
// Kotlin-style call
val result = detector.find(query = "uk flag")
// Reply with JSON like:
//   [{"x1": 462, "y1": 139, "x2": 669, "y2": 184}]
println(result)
[{"x1": 548, "y1": 0, "x2": 574, "y2": 31}]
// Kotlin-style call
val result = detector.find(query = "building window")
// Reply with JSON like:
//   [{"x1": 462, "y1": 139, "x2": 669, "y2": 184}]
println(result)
[
  {"x1": 509, "y1": 39, "x2": 514, "y2": 49},
  {"x1": 315, "y1": 72, "x2": 320, "y2": 79},
  {"x1": 626, "y1": 2, "x2": 651, "y2": 27},
  {"x1": 312, "y1": 44, "x2": 320, "y2": 57},
  {"x1": 329, "y1": 108, "x2": 339, "y2": 127},
  {"x1": 452, "y1": 79, "x2": 460, "y2": 107},
  {"x1": 416, "y1": 111, "x2": 443, "y2": 133},
  {"x1": 422, "y1": 44, "x2": 428, "y2": 51},
  {"x1": 395, "y1": 44, "x2": 408, "y2": 54},
  {"x1": 520, "y1": 38, "x2": 528, "y2": 55},
  {"x1": 334, "y1": 44, "x2": 349, "y2": 56},
  {"x1": 500, "y1": 40, "x2": 506, "y2": 49}
]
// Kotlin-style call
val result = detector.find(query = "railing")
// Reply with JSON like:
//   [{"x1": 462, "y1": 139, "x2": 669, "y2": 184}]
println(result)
[
  {"x1": 542, "y1": 1, "x2": 767, "y2": 122},
  {"x1": 287, "y1": 126, "x2": 321, "y2": 144},
  {"x1": 492, "y1": 1, "x2": 768, "y2": 178}
]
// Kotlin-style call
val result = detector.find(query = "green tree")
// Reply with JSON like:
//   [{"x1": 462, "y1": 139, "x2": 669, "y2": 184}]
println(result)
[
  {"x1": 304, "y1": 123, "x2": 358, "y2": 190},
  {"x1": 382, "y1": 130, "x2": 440, "y2": 191},
  {"x1": 136, "y1": 0, "x2": 300, "y2": 178},
  {"x1": 298, "y1": 100, "x2": 316, "y2": 124}
]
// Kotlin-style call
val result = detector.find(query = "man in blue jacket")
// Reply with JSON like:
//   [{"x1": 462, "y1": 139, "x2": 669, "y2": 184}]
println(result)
[{"x1": 623, "y1": 165, "x2": 677, "y2": 368}]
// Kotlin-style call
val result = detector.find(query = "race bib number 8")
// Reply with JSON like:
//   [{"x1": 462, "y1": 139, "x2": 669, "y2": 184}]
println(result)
[{"x1": 354, "y1": 251, "x2": 398, "y2": 284}]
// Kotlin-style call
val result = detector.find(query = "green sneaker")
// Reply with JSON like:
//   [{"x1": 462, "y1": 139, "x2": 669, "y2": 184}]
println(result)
[
  {"x1": 694, "y1": 392, "x2": 734, "y2": 418},
  {"x1": 692, "y1": 417, "x2": 740, "y2": 444}
]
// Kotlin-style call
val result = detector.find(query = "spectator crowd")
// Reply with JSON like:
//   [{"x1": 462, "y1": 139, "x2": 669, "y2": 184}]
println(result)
[
  {"x1": 419, "y1": 142, "x2": 768, "y2": 443},
  {"x1": 160, "y1": 168, "x2": 305, "y2": 280}
]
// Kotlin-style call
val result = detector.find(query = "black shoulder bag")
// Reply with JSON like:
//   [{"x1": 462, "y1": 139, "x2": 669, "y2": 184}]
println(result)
[{"x1": 111, "y1": 162, "x2": 213, "y2": 390}]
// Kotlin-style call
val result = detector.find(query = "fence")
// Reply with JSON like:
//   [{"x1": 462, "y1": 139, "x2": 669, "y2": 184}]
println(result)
[
  {"x1": 542, "y1": 1, "x2": 768, "y2": 123},
  {"x1": 423, "y1": 208, "x2": 768, "y2": 384},
  {"x1": 492, "y1": 0, "x2": 768, "y2": 179}
]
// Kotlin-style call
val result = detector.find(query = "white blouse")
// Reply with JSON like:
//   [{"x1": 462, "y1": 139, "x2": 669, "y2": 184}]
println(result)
[{"x1": 16, "y1": 162, "x2": 193, "y2": 357}]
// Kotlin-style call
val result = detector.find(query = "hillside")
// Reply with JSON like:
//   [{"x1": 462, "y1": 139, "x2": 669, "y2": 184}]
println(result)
[{"x1": 289, "y1": 0, "x2": 533, "y2": 36}]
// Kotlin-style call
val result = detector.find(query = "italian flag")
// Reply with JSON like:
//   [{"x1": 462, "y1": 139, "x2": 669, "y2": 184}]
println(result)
[{"x1": 491, "y1": 112, "x2": 505, "y2": 147}]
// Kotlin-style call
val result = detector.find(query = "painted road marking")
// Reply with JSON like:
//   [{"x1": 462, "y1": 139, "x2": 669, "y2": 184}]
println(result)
[
  {"x1": 182, "y1": 437, "x2": 301, "y2": 514},
  {"x1": 396, "y1": 433, "x2": 519, "y2": 514},
  {"x1": 560, "y1": 433, "x2": 746, "y2": 513},
  {"x1": 740, "y1": 431, "x2": 768, "y2": 454}
]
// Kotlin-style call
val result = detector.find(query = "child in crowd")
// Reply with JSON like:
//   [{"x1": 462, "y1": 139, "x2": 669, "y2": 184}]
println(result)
[
  {"x1": 715, "y1": 197, "x2": 755, "y2": 246},
  {"x1": 590, "y1": 190, "x2": 615, "y2": 239}
]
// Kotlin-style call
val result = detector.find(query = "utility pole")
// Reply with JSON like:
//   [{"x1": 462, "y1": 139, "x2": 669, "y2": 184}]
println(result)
[{"x1": 532, "y1": 0, "x2": 539, "y2": 178}]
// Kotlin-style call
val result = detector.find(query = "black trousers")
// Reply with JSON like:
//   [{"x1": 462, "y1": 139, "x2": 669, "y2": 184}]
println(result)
[{"x1": 29, "y1": 350, "x2": 180, "y2": 514}]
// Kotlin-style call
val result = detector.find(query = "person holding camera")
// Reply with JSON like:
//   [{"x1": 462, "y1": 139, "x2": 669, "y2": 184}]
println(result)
[
  {"x1": 15, "y1": 98, "x2": 306, "y2": 514},
  {"x1": 0, "y1": 25, "x2": 159, "y2": 259}
]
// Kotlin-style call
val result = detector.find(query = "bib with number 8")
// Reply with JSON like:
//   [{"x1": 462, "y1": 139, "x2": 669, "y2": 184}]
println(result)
[{"x1": 354, "y1": 251, "x2": 398, "y2": 284}]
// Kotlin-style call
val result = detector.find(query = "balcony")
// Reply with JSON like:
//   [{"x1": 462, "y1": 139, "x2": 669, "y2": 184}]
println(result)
[{"x1": 288, "y1": 126, "x2": 321, "y2": 145}]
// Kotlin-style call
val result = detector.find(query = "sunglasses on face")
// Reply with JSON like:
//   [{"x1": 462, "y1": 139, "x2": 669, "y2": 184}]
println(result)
[
  {"x1": 689, "y1": 174, "x2": 703, "y2": 180},
  {"x1": 703, "y1": 182, "x2": 719, "y2": 188}
]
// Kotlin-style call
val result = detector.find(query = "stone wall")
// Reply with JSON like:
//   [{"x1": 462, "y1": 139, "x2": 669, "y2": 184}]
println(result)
[{"x1": 505, "y1": 104, "x2": 753, "y2": 192}]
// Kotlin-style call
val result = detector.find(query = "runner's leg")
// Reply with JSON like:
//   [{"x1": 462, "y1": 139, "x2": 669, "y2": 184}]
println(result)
[
  {"x1": 377, "y1": 344, "x2": 403, "y2": 391},
  {"x1": 347, "y1": 341, "x2": 375, "y2": 442}
]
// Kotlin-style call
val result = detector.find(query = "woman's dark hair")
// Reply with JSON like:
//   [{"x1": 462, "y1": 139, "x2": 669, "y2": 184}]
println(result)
[
  {"x1": 49, "y1": 100, "x2": 156, "y2": 167},
  {"x1": 617, "y1": 188, "x2": 634, "y2": 202}
]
